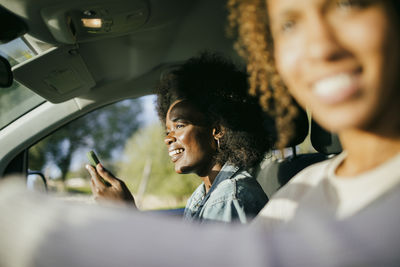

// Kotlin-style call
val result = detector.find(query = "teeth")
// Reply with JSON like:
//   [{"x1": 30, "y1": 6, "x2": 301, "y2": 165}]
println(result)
[
  {"x1": 169, "y1": 149, "x2": 184, "y2": 157},
  {"x1": 313, "y1": 73, "x2": 353, "y2": 98}
]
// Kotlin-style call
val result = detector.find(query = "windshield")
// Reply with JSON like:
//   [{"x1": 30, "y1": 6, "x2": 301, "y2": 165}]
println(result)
[{"x1": 0, "y1": 36, "x2": 53, "y2": 130}]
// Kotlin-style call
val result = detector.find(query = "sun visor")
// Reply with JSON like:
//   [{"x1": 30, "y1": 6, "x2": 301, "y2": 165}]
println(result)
[
  {"x1": 41, "y1": 0, "x2": 149, "y2": 44},
  {"x1": 12, "y1": 45, "x2": 95, "y2": 103}
]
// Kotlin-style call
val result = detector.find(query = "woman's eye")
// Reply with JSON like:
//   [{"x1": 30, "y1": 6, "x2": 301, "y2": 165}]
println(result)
[
  {"x1": 176, "y1": 124, "x2": 185, "y2": 129},
  {"x1": 336, "y1": 0, "x2": 352, "y2": 8},
  {"x1": 335, "y1": 0, "x2": 369, "y2": 11},
  {"x1": 280, "y1": 20, "x2": 296, "y2": 33}
]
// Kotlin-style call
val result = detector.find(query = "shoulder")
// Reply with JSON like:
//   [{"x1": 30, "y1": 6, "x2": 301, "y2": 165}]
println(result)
[
  {"x1": 234, "y1": 170, "x2": 268, "y2": 202},
  {"x1": 208, "y1": 169, "x2": 268, "y2": 206},
  {"x1": 212, "y1": 169, "x2": 259, "y2": 193}
]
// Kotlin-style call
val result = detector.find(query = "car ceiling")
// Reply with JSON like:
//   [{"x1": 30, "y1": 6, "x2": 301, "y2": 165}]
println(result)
[{"x1": 0, "y1": 0, "x2": 240, "y2": 103}]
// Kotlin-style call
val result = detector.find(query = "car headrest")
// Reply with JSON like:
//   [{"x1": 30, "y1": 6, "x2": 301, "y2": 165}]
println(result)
[
  {"x1": 286, "y1": 103, "x2": 309, "y2": 147},
  {"x1": 310, "y1": 120, "x2": 342, "y2": 155}
]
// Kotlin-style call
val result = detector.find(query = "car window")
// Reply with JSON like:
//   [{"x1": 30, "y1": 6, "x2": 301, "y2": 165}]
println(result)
[
  {"x1": 0, "y1": 81, "x2": 45, "y2": 129},
  {"x1": 0, "y1": 37, "x2": 54, "y2": 129},
  {"x1": 28, "y1": 95, "x2": 201, "y2": 210}
]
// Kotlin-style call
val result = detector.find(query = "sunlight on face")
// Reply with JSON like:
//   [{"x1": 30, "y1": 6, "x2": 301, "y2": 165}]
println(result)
[
  {"x1": 268, "y1": 0, "x2": 400, "y2": 134},
  {"x1": 164, "y1": 100, "x2": 216, "y2": 176}
]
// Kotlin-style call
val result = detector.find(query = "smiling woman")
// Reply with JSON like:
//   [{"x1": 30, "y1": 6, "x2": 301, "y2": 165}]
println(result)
[
  {"x1": 228, "y1": 0, "x2": 400, "y2": 227},
  {"x1": 156, "y1": 52, "x2": 272, "y2": 223},
  {"x1": 164, "y1": 100, "x2": 216, "y2": 176},
  {"x1": 87, "y1": 52, "x2": 272, "y2": 223}
]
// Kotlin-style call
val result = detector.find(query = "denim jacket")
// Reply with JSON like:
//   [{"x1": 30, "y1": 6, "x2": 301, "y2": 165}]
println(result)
[{"x1": 183, "y1": 163, "x2": 268, "y2": 223}]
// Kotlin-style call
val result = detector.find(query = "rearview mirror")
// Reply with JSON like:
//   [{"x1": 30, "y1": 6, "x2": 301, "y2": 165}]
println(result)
[
  {"x1": 27, "y1": 170, "x2": 48, "y2": 193},
  {"x1": 0, "y1": 55, "x2": 13, "y2": 88}
]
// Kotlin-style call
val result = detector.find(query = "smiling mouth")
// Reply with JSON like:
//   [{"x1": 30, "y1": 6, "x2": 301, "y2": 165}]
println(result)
[
  {"x1": 169, "y1": 148, "x2": 184, "y2": 157},
  {"x1": 169, "y1": 148, "x2": 185, "y2": 162},
  {"x1": 312, "y1": 72, "x2": 361, "y2": 104}
]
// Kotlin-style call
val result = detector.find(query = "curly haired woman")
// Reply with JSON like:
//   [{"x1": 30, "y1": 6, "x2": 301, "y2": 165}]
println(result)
[
  {"x1": 86, "y1": 52, "x2": 271, "y2": 223},
  {"x1": 228, "y1": 0, "x2": 400, "y2": 227}
]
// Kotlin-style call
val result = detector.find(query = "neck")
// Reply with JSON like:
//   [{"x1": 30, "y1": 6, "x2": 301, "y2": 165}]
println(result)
[
  {"x1": 336, "y1": 128, "x2": 400, "y2": 177},
  {"x1": 200, "y1": 163, "x2": 222, "y2": 194}
]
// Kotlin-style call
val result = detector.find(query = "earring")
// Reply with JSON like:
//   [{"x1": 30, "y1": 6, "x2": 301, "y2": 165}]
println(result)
[{"x1": 217, "y1": 139, "x2": 220, "y2": 150}]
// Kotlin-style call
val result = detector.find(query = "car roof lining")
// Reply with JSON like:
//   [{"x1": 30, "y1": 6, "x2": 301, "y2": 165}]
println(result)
[{"x1": 3, "y1": 0, "x2": 241, "y2": 104}]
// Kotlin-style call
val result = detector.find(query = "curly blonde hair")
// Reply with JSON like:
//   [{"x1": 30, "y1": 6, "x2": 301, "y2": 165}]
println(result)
[{"x1": 227, "y1": 0, "x2": 299, "y2": 148}]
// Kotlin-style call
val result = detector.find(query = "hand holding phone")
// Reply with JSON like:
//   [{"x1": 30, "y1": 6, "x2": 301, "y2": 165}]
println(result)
[
  {"x1": 86, "y1": 150, "x2": 136, "y2": 207},
  {"x1": 86, "y1": 150, "x2": 111, "y2": 186}
]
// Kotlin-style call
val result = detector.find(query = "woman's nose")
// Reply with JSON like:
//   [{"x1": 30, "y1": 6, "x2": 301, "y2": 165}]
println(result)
[
  {"x1": 164, "y1": 133, "x2": 176, "y2": 145},
  {"x1": 305, "y1": 15, "x2": 347, "y2": 62}
]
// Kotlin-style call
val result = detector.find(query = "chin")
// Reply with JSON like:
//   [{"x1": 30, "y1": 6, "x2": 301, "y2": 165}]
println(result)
[
  {"x1": 311, "y1": 101, "x2": 374, "y2": 133},
  {"x1": 175, "y1": 165, "x2": 191, "y2": 174},
  {"x1": 314, "y1": 111, "x2": 372, "y2": 134},
  {"x1": 174, "y1": 169, "x2": 183, "y2": 174}
]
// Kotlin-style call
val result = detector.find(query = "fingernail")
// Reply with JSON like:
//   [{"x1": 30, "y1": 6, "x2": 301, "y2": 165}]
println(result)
[
  {"x1": 98, "y1": 164, "x2": 104, "y2": 171},
  {"x1": 86, "y1": 165, "x2": 94, "y2": 174}
]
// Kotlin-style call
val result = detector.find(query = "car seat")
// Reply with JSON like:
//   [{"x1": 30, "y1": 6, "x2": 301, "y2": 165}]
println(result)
[{"x1": 255, "y1": 107, "x2": 342, "y2": 199}]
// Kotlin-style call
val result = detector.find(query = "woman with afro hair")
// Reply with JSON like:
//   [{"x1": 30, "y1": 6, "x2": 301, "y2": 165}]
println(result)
[{"x1": 87, "y1": 52, "x2": 272, "y2": 223}]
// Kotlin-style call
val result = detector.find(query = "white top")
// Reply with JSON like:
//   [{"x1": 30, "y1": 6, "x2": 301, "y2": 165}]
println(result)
[{"x1": 255, "y1": 152, "x2": 400, "y2": 228}]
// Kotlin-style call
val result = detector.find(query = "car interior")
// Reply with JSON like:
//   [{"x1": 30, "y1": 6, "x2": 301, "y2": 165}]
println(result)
[{"x1": 0, "y1": 0, "x2": 342, "y2": 209}]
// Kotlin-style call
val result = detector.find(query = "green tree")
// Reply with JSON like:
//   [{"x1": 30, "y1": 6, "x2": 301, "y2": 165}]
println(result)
[
  {"x1": 29, "y1": 99, "x2": 143, "y2": 181},
  {"x1": 117, "y1": 123, "x2": 200, "y2": 199}
]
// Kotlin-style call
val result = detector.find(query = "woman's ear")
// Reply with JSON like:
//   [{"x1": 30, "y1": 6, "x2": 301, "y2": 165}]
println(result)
[{"x1": 212, "y1": 126, "x2": 225, "y2": 140}]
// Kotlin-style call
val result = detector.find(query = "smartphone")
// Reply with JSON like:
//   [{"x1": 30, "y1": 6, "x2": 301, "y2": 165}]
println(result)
[
  {"x1": 86, "y1": 150, "x2": 110, "y2": 186},
  {"x1": 87, "y1": 150, "x2": 100, "y2": 167}
]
